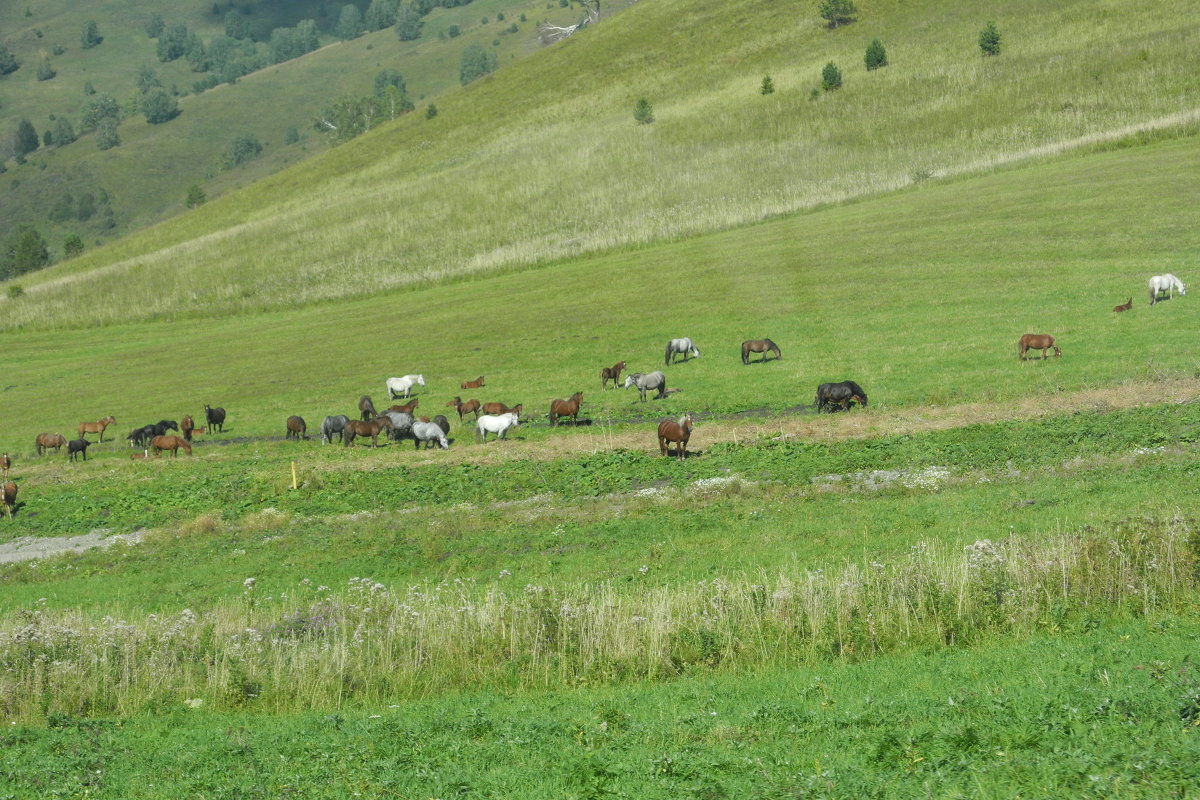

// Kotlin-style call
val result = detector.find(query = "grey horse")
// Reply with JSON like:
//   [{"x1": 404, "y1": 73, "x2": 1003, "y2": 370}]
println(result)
[
  {"x1": 382, "y1": 411, "x2": 415, "y2": 441},
  {"x1": 321, "y1": 415, "x2": 350, "y2": 444},
  {"x1": 624, "y1": 371, "x2": 668, "y2": 402},
  {"x1": 664, "y1": 337, "x2": 700, "y2": 365},
  {"x1": 412, "y1": 420, "x2": 449, "y2": 450}
]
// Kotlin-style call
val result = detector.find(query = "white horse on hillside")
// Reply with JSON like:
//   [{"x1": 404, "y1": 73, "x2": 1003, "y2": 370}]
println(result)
[
  {"x1": 386, "y1": 374, "x2": 425, "y2": 399},
  {"x1": 1149, "y1": 274, "x2": 1186, "y2": 305},
  {"x1": 476, "y1": 412, "x2": 520, "y2": 442},
  {"x1": 664, "y1": 337, "x2": 700, "y2": 365}
]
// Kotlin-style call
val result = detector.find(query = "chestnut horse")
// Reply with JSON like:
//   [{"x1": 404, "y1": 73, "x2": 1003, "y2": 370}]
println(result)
[
  {"x1": 286, "y1": 416, "x2": 307, "y2": 440},
  {"x1": 35, "y1": 433, "x2": 67, "y2": 455},
  {"x1": 2, "y1": 481, "x2": 16, "y2": 518},
  {"x1": 600, "y1": 361, "x2": 626, "y2": 390},
  {"x1": 549, "y1": 392, "x2": 584, "y2": 426},
  {"x1": 1113, "y1": 297, "x2": 1133, "y2": 313},
  {"x1": 78, "y1": 415, "x2": 116, "y2": 442},
  {"x1": 0, "y1": 453, "x2": 9, "y2": 479},
  {"x1": 388, "y1": 398, "x2": 419, "y2": 415},
  {"x1": 481, "y1": 402, "x2": 522, "y2": 418},
  {"x1": 447, "y1": 397, "x2": 482, "y2": 420},
  {"x1": 152, "y1": 435, "x2": 192, "y2": 456},
  {"x1": 741, "y1": 338, "x2": 781, "y2": 365},
  {"x1": 1018, "y1": 334, "x2": 1061, "y2": 360},
  {"x1": 359, "y1": 395, "x2": 378, "y2": 422},
  {"x1": 344, "y1": 417, "x2": 393, "y2": 447},
  {"x1": 461, "y1": 376, "x2": 485, "y2": 390},
  {"x1": 181, "y1": 414, "x2": 195, "y2": 441},
  {"x1": 657, "y1": 413, "x2": 694, "y2": 460}
]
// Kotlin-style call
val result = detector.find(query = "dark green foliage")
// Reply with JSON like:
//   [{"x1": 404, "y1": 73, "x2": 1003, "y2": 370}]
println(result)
[
  {"x1": 497, "y1": 11, "x2": 505, "y2": 21},
  {"x1": 365, "y1": 0, "x2": 400, "y2": 31},
  {"x1": 373, "y1": 69, "x2": 408, "y2": 99},
  {"x1": 0, "y1": 44, "x2": 18, "y2": 75},
  {"x1": 819, "y1": 0, "x2": 858, "y2": 28},
  {"x1": 865, "y1": 38, "x2": 888, "y2": 70},
  {"x1": 144, "y1": 13, "x2": 165, "y2": 38},
  {"x1": 225, "y1": 11, "x2": 252, "y2": 40},
  {"x1": 36, "y1": 59, "x2": 56, "y2": 81},
  {"x1": 426, "y1": 103, "x2": 438, "y2": 119},
  {"x1": 336, "y1": 4, "x2": 363, "y2": 40},
  {"x1": 141, "y1": 88, "x2": 179, "y2": 124},
  {"x1": 81, "y1": 93, "x2": 120, "y2": 129},
  {"x1": 52, "y1": 43, "x2": 66, "y2": 56},
  {"x1": 15, "y1": 119, "x2": 39, "y2": 155},
  {"x1": 219, "y1": 133, "x2": 263, "y2": 170},
  {"x1": 447, "y1": 24, "x2": 460, "y2": 38},
  {"x1": 51, "y1": 117, "x2": 76, "y2": 147},
  {"x1": 42, "y1": 128, "x2": 53, "y2": 147},
  {"x1": 63, "y1": 233, "x2": 84, "y2": 258},
  {"x1": 821, "y1": 61, "x2": 843, "y2": 90},
  {"x1": 49, "y1": 193, "x2": 76, "y2": 222},
  {"x1": 459, "y1": 43, "x2": 498, "y2": 85},
  {"x1": 7, "y1": 284, "x2": 23, "y2": 299},
  {"x1": 759, "y1": 75, "x2": 774, "y2": 95},
  {"x1": 316, "y1": 96, "x2": 387, "y2": 143},
  {"x1": 157, "y1": 23, "x2": 191, "y2": 62},
  {"x1": 395, "y1": 2, "x2": 424, "y2": 41},
  {"x1": 186, "y1": 36, "x2": 210, "y2": 73},
  {"x1": 979, "y1": 21, "x2": 1002, "y2": 56},
  {"x1": 270, "y1": 21, "x2": 320, "y2": 64},
  {"x1": 76, "y1": 193, "x2": 96, "y2": 221},
  {"x1": 633, "y1": 97, "x2": 654, "y2": 124},
  {"x1": 83, "y1": 81, "x2": 95, "y2": 95},
  {"x1": 283, "y1": 125, "x2": 300, "y2": 145},
  {"x1": 0, "y1": 225, "x2": 50, "y2": 280},
  {"x1": 505, "y1": 23, "x2": 518, "y2": 34},
  {"x1": 136, "y1": 65, "x2": 161, "y2": 92},
  {"x1": 81, "y1": 20, "x2": 102, "y2": 49},
  {"x1": 95, "y1": 118, "x2": 120, "y2": 150}
]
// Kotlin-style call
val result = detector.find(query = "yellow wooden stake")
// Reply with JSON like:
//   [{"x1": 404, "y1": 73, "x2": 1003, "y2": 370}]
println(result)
[{"x1": 291, "y1": 461, "x2": 298, "y2": 491}]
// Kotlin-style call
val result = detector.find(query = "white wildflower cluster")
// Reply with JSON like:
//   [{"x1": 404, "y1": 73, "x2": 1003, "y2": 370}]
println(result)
[
  {"x1": 690, "y1": 476, "x2": 746, "y2": 494},
  {"x1": 964, "y1": 539, "x2": 1007, "y2": 571}
]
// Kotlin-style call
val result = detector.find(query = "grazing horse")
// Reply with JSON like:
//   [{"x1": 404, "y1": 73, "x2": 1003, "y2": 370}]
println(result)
[
  {"x1": 477, "y1": 412, "x2": 520, "y2": 442},
  {"x1": 600, "y1": 361, "x2": 627, "y2": 390},
  {"x1": 344, "y1": 417, "x2": 393, "y2": 447},
  {"x1": 358, "y1": 395, "x2": 378, "y2": 422},
  {"x1": 481, "y1": 401, "x2": 522, "y2": 418},
  {"x1": 624, "y1": 371, "x2": 668, "y2": 402},
  {"x1": 447, "y1": 397, "x2": 481, "y2": 420},
  {"x1": 321, "y1": 415, "x2": 350, "y2": 445},
  {"x1": 204, "y1": 405, "x2": 226, "y2": 433},
  {"x1": 286, "y1": 416, "x2": 307, "y2": 440},
  {"x1": 152, "y1": 420, "x2": 179, "y2": 437},
  {"x1": 1149, "y1": 274, "x2": 1186, "y2": 305},
  {"x1": 550, "y1": 392, "x2": 585, "y2": 426},
  {"x1": 386, "y1": 374, "x2": 425, "y2": 399},
  {"x1": 1112, "y1": 298, "x2": 1133, "y2": 313},
  {"x1": 388, "y1": 398, "x2": 419, "y2": 415},
  {"x1": 181, "y1": 415, "x2": 195, "y2": 441},
  {"x1": 78, "y1": 415, "x2": 116, "y2": 442},
  {"x1": 381, "y1": 411, "x2": 415, "y2": 441},
  {"x1": 1018, "y1": 334, "x2": 1061, "y2": 360},
  {"x1": 128, "y1": 426, "x2": 153, "y2": 447},
  {"x1": 815, "y1": 381, "x2": 868, "y2": 413},
  {"x1": 2, "y1": 481, "x2": 16, "y2": 519},
  {"x1": 151, "y1": 435, "x2": 192, "y2": 457},
  {"x1": 0, "y1": 453, "x2": 9, "y2": 479},
  {"x1": 432, "y1": 414, "x2": 451, "y2": 435},
  {"x1": 35, "y1": 433, "x2": 67, "y2": 455},
  {"x1": 665, "y1": 337, "x2": 700, "y2": 365},
  {"x1": 741, "y1": 338, "x2": 781, "y2": 365},
  {"x1": 461, "y1": 376, "x2": 485, "y2": 390},
  {"x1": 657, "y1": 413, "x2": 694, "y2": 460},
  {"x1": 67, "y1": 438, "x2": 91, "y2": 462},
  {"x1": 412, "y1": 420, "x2": 450, "y2": 450}
]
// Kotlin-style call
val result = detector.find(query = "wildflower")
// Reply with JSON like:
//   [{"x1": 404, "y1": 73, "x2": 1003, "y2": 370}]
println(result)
[{"x1": 243, "y1": 578, "x2": 256, "y2": 589}]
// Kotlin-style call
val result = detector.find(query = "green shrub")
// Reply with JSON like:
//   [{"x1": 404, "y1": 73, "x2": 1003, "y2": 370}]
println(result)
[
  {"x1": 633, "y1": 97, "x2": 654, "y2": 124},
  {"x1": 819, "y1": 0, "x2": 857, "y2": 28},
  {"x1": 979, "y1": 21, "x2": 1002, "y2": 56},
  {"x1": 760, "y1": 75, "x2": 775, "y2": 95},
  {"x1": 821, "y1": 61, "x2": 842, "y2": 91},
  {"x1": 865, "y1": 38, "x2": 888, "y2": 70}
]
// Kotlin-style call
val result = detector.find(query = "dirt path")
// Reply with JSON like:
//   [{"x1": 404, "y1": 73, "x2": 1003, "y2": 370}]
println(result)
[{"x1": 0, "y1": 530, "x2": 142, "y2": 564}]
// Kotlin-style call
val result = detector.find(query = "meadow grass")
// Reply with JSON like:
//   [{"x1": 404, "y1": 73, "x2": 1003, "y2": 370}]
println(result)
[{"x1": 5, "y1": 0, "x2": 1199, "y2": 327}]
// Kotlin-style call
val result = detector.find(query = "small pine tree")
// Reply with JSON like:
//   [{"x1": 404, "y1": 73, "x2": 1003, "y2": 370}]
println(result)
[
  {"x1": 95, "y1": 117, "x2": 120, "y2": 150},
  {"x1": 63, "y1": 233, "x2": 84, "y2": 258},
  {"x1": 821, "y1": 61, "x2": 842, "y2": 91},
  {"x1": 979, "y1": 21, "x2": 1001, "y2": 56},
  {"x1": 186, "y1": 184, "x2": 207, "y2": 208},
  {"x1": 633, "y1": 97, "x2": 654, "y2": 124},
  {"x1": 425, "y1": 103, "x2": 438, "y2": 119},
  {"x1": 15, "y1": 119, "x2": 39, "y2": 155},
  {"x1": 759, "y1": 75, "x2": 775, "y2": 95},
  {"x1": 818, "y1": 0, "x2": 858, "y2": 28},
  {"x1": 864, "y1": 38, "x2": 887, "y2": 70},
  {"x1": 81, "y1": 20, "x2": 102, "y2": 49},
  {"x1": 0, "y1": 44, "x2": 19, "y2": 75},
  {"x1": 36, "y1": 59, "x2": 56, "y2": 81}
]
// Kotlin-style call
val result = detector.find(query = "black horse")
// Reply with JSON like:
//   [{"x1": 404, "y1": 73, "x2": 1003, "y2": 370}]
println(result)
[
  {"x1": 128, "y1": 425, "x2": 157, "y2": 447},
  {"x1": 815, "y1": 381, "x2": 868, "y2": 413},
  {"x1": 204, "y1": 405, "x2": 226, "y2": 433},
  {"x1": 67, "y1": 438, "x2": 91, "y2": 462}
]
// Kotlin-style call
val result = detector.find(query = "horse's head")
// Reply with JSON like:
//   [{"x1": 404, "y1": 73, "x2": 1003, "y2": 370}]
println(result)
[
  {"x1": 417, "y1": 375, "x2": 426, "y2": 386},
  {"x1": 680, "y1": 413, "x2": 693, "y2": 430},
  {"x1": 624, "y1": 374, "x2": 638, "y2": 388},
  {"x1": 448, "y1": 397, "x2": 461, "y2": 407}
]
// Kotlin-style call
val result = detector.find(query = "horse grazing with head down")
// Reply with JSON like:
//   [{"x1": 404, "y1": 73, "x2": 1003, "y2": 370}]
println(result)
[
  {"x1": 2, "y1": 481, "x2": 16, "y2": 518},
  {"x1": 78, "y1": 415, "x2": 116, "y2": 442},
  {"x1": 358, "y1": 396, "x2": 378, "y2": 422},
  {"x1": 657, "y1": 413, "x2": 694, "y2": 460},
  {"x1": 344, "y1": 417, "x2": 393, "y2": 447},
  {"x1": 665, "y1": 338, "x2": 700, "y2": 365},
  {"x1": 386, "y1": 374, "x2": 425, "y2": 399},
  {"x1": 550, "y1": 392, "x2": 584, "y2": 426},
  {"x1": 447, "y1": 397, "x2": 481, "y2": 420},
  {"x1": 321, "y1": 415, "x2": 350, "y2": 444},
  {"x1": 36, "y1": 433, "x2": 67, "y2": 456},
  {"x1": 1112, "y1": 298, "x2": 1133, "y2": 313},
  {"x1": 286, "y1": 416, "x2": 307, "y2": 440},
  {"x1": 461, "y1": 376, "x2": 485, "y2": 390},
  {"x1": 816, "y1": 381, "x2": 868, "y2": 413},
  {"x1": 741, "y1": 339, "x2": 781, "y2": 365},
  {"x1": 152, "y1": 435, "x2": 192, "y2": 457},
  {"x1": 624, "y1": 371, "x2": 668, "y2": 402},
  {"x1": 600, "y1": 361, "x2": 626, "y2": 390},
  {"x1": 1149, "y1": 274, "x2": 1186, "y2": 305},
  {"x1": 412, "y1": 420, "x2": 450, "y2": 450},
  {"x1": 204, "y1": 405, "x2": 226, "y2": 433},
  {"x1": 1018, "y1": 334, "x2": 1061, "y2": 360}
]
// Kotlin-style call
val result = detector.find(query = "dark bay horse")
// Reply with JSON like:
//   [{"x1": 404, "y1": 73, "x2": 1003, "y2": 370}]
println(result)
[
  {"x1": 1113, "y1": 298, "x2": 1133, "y2": 313},
  {"x1": 286, "y1": 416, "x2": 307, "y2": 440},
  {"x1": 1018, "y1": 334, "x2": 1060, "y2": 360},
  {"x1": 741, "y1": 338, "x2": 781, "y2": 364},
  {"x1": 657, "y1": 413, "x2": 694, "y2": 460},
  {"x1": 549, "y1": 392, "x2": 584, "y2": 426},
  {"x1": 152, "y1": 435, "x2": 192, "y2": 456},
  {"x1": 358, "y1": 395, "x2": 378, "y2": 421},
  {"x1": 2, "y1": 481, "x2": 16, "y2": 518},
  {"x1": 816, "y1": 381, "x2": 868, "y2": 413},
  {"x1": 600, "y1": 361, "x2": 626, "y2": 389},
  {"x1": 36, "y1": 433, "x2": 67, "y2": 455},
  {"x1": 461, "y1": 376, "x2": 485, "y2": 390},
  {"x1": 78, "y1": 415, "x2": 117, "y2": 442},
  {"x1": 204, "y1": 405, "x2": 226, "y2": 433},
  {"x1": 447, "y1": 397, "x2": 481, "y2": 420},
  {"x1": 344, "y1": 417, "x2": 393, "y2": 447}
]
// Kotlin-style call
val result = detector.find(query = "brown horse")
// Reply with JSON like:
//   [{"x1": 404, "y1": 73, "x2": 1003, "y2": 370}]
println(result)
[
  {"x1": 2, "y1": 481, "x2": 16, "y2": 519},
  {"x1": 447, "y1": 396, "x2": 482, "y2": 420},
  {"x1": 358, "y1": 395, "x2": 378, "y2": 422},
  {"x1": 482, "y1": 402, "x2": 522, "y2": 418},
  {"x1": 181, "y1": 414, "x2": 195, "y2": 441},
  {"x1": 657, "y1": 413, "x2": 694, "y2": 460},
  {"x1": 191, "y1": 427, "x2": 207, "y2": 437},
  {"x1": 286, "y1": 416, "x2": 307, "y2": 440},
  {"x1": 1018, "y1": 334, "x2": 1061, "y2": 360},
  {"x1": 600, "y1": 361, "x2": 626, "y2": 390},
  {"x1": 388, "y1": 398, "x2": 419, "y2": 415},
  {"x1": 461, "y1": 376, "x2": 486, "y2": 390},
  {"x1": 344, "y1": 417, "x2": 393, "y2": 447},
  {"x1": 549, "y1": 392, "x2": 584, "y2": 426},
  {"x1": 0, "y1": 453, "x2": 9, "y2": 479},
  {"x1": 741, "y1": 339, "x2": 781, "y2": 365},
  {"x1": 35, "y1": 433, "x2": 67, "y2": 455},
  {"x1": 152, "y1": 435, "x2": 192, "y2": 456},
  {"x1": 1113, "y1": 297, "x2": 1133, "y2": 313},
  {"x1": 130, "y1": 450, "x2": 151, "y2": 460},
  {"x1": 78, "y1": 415, "x2": 117, "y2": 442}
]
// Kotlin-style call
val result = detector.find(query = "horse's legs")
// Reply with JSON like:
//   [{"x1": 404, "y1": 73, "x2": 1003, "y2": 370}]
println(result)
[{"x1": 659, "y1": 435, "x2": 667, "y2": 457}]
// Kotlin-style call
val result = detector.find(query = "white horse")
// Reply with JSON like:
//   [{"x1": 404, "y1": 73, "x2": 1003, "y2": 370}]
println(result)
[
  {"x1": 1149, "y1": 274, "x2": 1186, "y2": 305},
  {"x1": 411, "y1": 421, "x2": 449, "y2": 450},
  {"x1": 624, "y1": 371, "x2": 667, "y2": 402},
  {"x1": 476, "y1": 412, "x2": 520, "y2": 442},
  {"x1": 665, "y1": 337, "x2": 700, "y2": 365},
  {"x1": 386, "y1": 374, "x2": 425, "y2": 399}
]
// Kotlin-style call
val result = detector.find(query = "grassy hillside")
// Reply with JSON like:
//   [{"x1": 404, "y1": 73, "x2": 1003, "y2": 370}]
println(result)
[{"x1": 3, "y1": 0, "x2": 1197, "y2": 328}]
